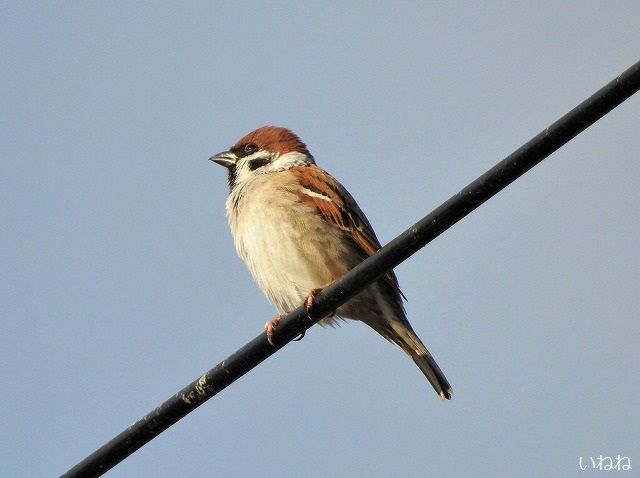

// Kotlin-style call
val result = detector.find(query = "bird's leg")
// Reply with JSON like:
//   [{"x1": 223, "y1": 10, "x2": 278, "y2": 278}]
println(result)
[
  {"x1": 305, "y1": 288, "x2": 323, "y2": 320},
  {"x1": 265, "y1": 285, "x2": 331, "y2": 346},
  {"x1": 285, "y1": 289, "x2": 325, "y2": 343},
  {"x1": 264, "y1": 314, "x2": 285, "y2": 347},
  {"x1": 265, "y1": 312, "x2": 307, "y2": 345},
  {"x1": 305, "y1": 283, "x2": 336, "y2": 320}
]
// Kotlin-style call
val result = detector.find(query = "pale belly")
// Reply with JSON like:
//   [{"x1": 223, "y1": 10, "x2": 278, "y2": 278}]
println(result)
[{"x1": 229, "y1": 187, "x2": 351, "y2": 314}]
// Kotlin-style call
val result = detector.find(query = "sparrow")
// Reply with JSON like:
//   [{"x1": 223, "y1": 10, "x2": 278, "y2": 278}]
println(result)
[{"x1": 210, "y1": 126, "x2": 452, "y2": 400}]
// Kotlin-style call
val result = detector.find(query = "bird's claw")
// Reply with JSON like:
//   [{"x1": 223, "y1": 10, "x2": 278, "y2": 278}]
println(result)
[
  {"x1": 264, "y1": 315, "x2": 284, "y2": 347},
  {"x1": 305, "y1": 288, "x2": 323, "y2": 320},
  {"x1": 264, "y1": 314, "x2": 305, "y2": 345},
  {"x1": 264, "y1": 288, "x2": 325, "y2": 346}
]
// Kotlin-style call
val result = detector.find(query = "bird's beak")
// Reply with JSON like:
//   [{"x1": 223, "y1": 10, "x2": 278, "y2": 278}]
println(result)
[{"x1": 209, "y1": 151, "x2": 237, "y2": 168}]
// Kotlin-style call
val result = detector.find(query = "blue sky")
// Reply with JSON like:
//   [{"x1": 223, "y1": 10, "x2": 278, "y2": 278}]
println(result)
[{"x1": 2, "y1": 2, "x2": 639, "y2": 477}]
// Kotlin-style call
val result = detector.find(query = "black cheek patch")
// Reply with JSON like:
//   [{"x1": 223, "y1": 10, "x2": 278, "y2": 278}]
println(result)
[{"x1": 248, "y1": 157, "x2": 270, "y2": 171}]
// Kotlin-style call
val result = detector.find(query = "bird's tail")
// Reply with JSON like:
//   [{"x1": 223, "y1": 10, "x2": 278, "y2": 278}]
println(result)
[
  {"x1": 410, "y1": 349, "x2": 453, "y2": 400},
  {"x1": 389, "y1": 322, "x2": 453, "y2": 400}
]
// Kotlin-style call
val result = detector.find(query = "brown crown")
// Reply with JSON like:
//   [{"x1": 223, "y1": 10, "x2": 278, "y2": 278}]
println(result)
[{"x1": 233, "y1": 126, "x2": 312, "y2": 156}]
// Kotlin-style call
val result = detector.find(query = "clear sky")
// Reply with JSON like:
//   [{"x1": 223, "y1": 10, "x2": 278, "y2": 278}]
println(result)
[{"x1": 2, "y1": 2, "x2": 639, "y2": 477}]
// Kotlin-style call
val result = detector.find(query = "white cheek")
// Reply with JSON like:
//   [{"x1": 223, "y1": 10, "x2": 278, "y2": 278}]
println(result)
[
  {"x1": 266, "y1": 151, "x2": 312, "y2": 171},
  {"x1": 233, "y1": 161, "x2": 255, "y2": 184},
  {"x1": 234, "y1": 151, "x2": 311, "y2": 186}
]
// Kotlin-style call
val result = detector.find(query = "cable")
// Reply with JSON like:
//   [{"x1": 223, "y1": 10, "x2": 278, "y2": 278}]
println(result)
[{"x1": 61, "y1": 59, "x2": 640, "y2": 478}]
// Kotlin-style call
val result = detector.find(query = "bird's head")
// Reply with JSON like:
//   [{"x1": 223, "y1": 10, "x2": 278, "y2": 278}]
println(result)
[{"x1": 210, "y1": 126, "x2": 314, "y2": 189}]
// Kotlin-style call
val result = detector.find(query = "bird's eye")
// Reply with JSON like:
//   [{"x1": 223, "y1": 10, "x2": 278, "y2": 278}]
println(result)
[{"x1": 244, "y1": 143, "x2": 258, "y2": 154}]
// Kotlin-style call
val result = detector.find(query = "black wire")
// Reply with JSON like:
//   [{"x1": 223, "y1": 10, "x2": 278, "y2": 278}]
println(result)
[{"x1": 61, "y1": 59, "x2": 640, "y2": 478}]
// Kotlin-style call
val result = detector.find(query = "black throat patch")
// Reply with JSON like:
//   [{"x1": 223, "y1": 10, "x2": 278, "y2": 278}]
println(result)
[{"x1": 227, "y1": 165, "x2": 237, "y2": 191}]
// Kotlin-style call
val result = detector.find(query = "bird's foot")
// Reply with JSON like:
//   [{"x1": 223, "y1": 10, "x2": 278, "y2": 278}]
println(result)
[
  {"x1": 305, "y1": 287, "x2": 324, "y2": 321},
  {"x1": 265, "y1": 286, "x2": 330, "y2": 346},
  {"x1": 265, "y1": 313, "x2": 306, "y2": 346},
  {"x1": 264, "y1": 314, "x2": 285, "y2": 347}
]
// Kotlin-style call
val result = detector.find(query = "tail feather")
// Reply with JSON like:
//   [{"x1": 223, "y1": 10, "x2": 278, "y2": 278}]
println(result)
[
  {"x1": 343, "y1": 282, "x2": 452, "y2": 399},
  {"x1": 388, "y1": 322, "x2": 453, "y2": 400},
  {"x1": 411, "y1": 350, "x2": 453, "y2": 400}
]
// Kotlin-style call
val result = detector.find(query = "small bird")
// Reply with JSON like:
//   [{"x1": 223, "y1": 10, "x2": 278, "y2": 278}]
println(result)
[{"x1": 210, "y1": 126, "x2": 452, "y2": 400}]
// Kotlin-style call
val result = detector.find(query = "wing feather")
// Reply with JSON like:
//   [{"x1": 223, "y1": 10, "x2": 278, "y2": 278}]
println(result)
[{"x1": 289, "y1": 165, "x2": 404, "y2": 298}]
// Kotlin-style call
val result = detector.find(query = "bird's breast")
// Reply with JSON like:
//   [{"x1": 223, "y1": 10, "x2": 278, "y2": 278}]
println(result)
[{"x1": 227, "y1": 175, "x2": 350, "y2": 312}]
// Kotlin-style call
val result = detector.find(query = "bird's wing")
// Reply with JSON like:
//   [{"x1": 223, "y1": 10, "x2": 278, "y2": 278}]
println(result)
[{"x1": 288, "y1": 164, "x2": 404, "y2": 298}]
